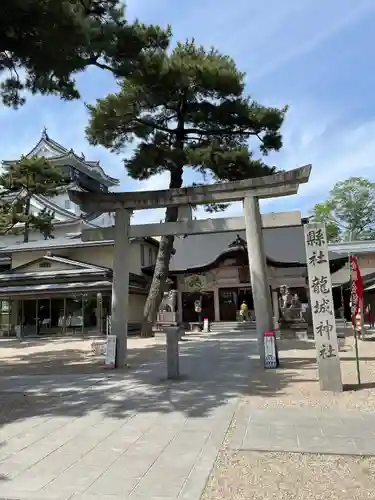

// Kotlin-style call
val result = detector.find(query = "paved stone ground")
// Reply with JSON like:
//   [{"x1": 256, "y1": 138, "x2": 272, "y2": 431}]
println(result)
[
  {"x1": 0, "y1": 331, "x2": 256, "y2": 500},
  {"x1": 2, "y1": 328, "x2": 375, "y2": 499},
  {"x1": 230, "y1": 405, "x2": 375, "y2": 455},
  {"x1": 0, "y1": 335, "x2": 159, "y2": 376}
]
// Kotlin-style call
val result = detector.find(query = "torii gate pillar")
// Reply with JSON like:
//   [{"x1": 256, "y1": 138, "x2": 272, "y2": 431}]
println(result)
[
  {"x1": 244, "y1": 196, "x2": 274, "y2": 363},
  {"x1": 111, "y1": 208, "x2": 131, "y2": 368}
]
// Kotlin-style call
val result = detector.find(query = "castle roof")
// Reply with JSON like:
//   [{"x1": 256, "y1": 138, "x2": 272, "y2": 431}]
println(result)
[{"x1": 3, "y1": 128, "x2": 119, "y2": 188}]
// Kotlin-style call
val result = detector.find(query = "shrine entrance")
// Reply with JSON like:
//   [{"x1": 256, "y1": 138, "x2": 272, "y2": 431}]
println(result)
[
  {"x1": 70, "y1": 164, "x2": 312, "y2": 367},
  {"x1": 219, "y1": 287, "x2": 254, "y2": 321},
  {"x1": 181, "y1": 291, "x2": 215, "y2": 323},
  {"x1": 238, "y1": 287, "x2": 254, "y2": 313}
]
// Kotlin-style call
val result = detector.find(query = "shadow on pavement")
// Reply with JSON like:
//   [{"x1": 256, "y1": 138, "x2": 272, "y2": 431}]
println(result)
[{"x1": 0, "y1": 331, "x2": 318, "y2": 430}]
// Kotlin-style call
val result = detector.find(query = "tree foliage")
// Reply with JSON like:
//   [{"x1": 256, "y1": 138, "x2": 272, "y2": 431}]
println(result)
[
  {"x1": 311, "y1": 177, "x2": 375, "y2": 242},
  {"x1": 0, "y1": 0, "x2": 170, "y2": 107},
  {"x1": 0, "y1": 156, "x2": 69, "y2": 241},
  {"x1": 86, "y1": 39, "x2": 287, "y2": 335}
]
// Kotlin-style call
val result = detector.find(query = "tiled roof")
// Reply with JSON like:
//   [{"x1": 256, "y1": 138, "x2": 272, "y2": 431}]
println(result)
[{"x1": 169, "y1": 226, "x2": 344, "y2": 272}]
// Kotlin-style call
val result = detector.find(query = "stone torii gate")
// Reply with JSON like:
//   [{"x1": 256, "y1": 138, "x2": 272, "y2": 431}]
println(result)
[{"x1": 69, "y1": 165, "x2": 312, "y2": 368}]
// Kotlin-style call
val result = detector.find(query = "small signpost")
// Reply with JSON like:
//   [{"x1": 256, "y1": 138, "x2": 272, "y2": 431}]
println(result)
[
  {"x1": 264, "y1": 331, "x2": 278, "y2": 368},
  {"x1": 203, "y1": 318, "x2": 209, "y2": 332},
  {"x1": 304, "y1": 222, "x2": 343, "y2": 392},
  {"x1": 194, "y1": 298, "x2": 202, "y2": 330},
  {"x1": 105, "y1": 335, "x2": 117, "y2": 369}
]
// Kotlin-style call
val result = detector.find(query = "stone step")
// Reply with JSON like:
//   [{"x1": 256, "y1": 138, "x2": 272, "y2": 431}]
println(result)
[{"x1": 209, "y1": 321, "x2": 256, "y2": 332}]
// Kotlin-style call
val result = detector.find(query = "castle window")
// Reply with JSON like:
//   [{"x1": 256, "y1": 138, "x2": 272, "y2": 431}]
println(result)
[{"x1": 39, "y1": 262, "x2": 51, "y2": 269}]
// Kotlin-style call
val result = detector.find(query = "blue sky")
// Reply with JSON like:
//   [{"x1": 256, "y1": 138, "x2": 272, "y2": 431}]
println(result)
[{"x1": 1, "y1": 0, "x2": 375, "y2": 224}]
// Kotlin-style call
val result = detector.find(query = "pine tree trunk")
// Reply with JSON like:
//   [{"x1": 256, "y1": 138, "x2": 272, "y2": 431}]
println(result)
[
  {"x1": 141, "y1": 169, "x2": 182, "y2": 337},
  {"x1": 23, "y1": 196, "x2": 31, "y2": 243}
]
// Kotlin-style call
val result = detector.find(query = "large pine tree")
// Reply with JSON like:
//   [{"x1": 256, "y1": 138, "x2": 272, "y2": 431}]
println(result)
[
  {"x1": 1, "y1": 0, "x2": 170, "y2": 107},
  {"x1": 0, "y1": 156, "x2": 69, "y2": 241},
  {"x1": 86, "y1": 40, "x2": 287, "y2": 336}
]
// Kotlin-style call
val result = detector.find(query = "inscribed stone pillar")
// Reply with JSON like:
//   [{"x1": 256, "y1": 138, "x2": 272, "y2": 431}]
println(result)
[
  {"x1": 214, "y1": 288, "x2": 220, "y2": 322},
  {"x1": 304, "y1": 284, "x2": 313, "y2": 326},
  {"x1": 304, "y1": 222, "x2": 342, "y2": 392},
  {"x1": 111, "y1": 207, "x2": 131, "y2": 368},
  {"x1": 96, "y1": 292, "x2": 103, "y2": 335},
  {"x1": 272, "y1": 289, "x2": 279, "y2": 323},
  {"x1": 177, "y1": 291, "x2": 183, "y2": 323},
  {"x1": 243, "y1": 196, "x2": 273, "y2": 363}
]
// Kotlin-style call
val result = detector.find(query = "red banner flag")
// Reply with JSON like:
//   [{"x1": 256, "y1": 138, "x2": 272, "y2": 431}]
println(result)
[{"x1": 350, "y1": 255, "x2": 364, "y2": 326}]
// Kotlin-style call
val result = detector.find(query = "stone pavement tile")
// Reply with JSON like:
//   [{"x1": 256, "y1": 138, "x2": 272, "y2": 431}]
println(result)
[
  {"x1": 248, "y1": 408, "x2": 317, "y2": 426},
  {"x1": 0, "y1": 457, "x2": 28, "y2": 479},
  {"x1": 271, "y1": 424, "x2": 323, "y2": 439},
  {"x1": 76, "y1": 415, "x2": 188, "y2": 496},
  {"x1": 13, "y1": 446, "x2": 86, "y2": 478},
  {"x1": 84, "y1": 453, "x2": 157, "y2": 496},
  {"x1": 352, "y1": 437, "x2": 375, "y2": 455},
  {"x1": 83, "y1": 465, "x2": 143, "y2": 496},
  {"x1": 240, "y1": 419, "x2": 375, "y2": 455},
  {"x1": 178, "y1": 442, "x2": 222, "y2": 500},
  {"x1": 242, "y1": 432, "x2": 300, "y2": 452},
  {"x1": 42, "y1": 414, "x2": 105, "y2": 446},
  {"x1": 69, "y1": 495, "x2": 121, "y2": 500},
  {"x1": 129, "y1": 467, "x2": 187, "y2": 498},
  {"x1": 231, "y1": 405, "x2": 375, "y2": 456},
  {"x1": 1, "y1": 440, "x2": 69, "y2": 473},
  {"x1": 130, "y1": 432, "x2": 210, "y2": 498},
  {"x1": 76, "y1": 421, "x2": 151, "y2": 468},
  {"x1": 0, "y1": 416, "x2": 127, "y2": 488},
  {"x1": 0, "y1": 488, "x2": 74, "y2": 500},
  {"x1": 1, "y1": 416, "x2": 74, "y2": 460},
  {"x1": 298, "y1": 434, "x2": 359, "y2": 455},
  {"x1": 73, "y1": 495, "x2": 173, "y2": 500},
  {"x1": 1, "y1": 415, "x2": 51, "y2": 441},
  {"x1": 76, "y1": 440, "x2": 129, "y2": 468},
  {"x1": 228, "y1": 403, "x2": 251, "y2": 449},
  {"x1": 322, "y1": 437, "x2": 359, "y2": 455},
  {"x1": 178, "y1": 413, "x2": 236, "y2": 500},
  {"x1": 0, "y1": 469, "x2": 57, "y2": 492},
  {"x1": 40, "y1": 464, "x2": 105, "y2": 497},
  {"x1": 53, "y1": 428, "x2": 116, "y2": 458}
]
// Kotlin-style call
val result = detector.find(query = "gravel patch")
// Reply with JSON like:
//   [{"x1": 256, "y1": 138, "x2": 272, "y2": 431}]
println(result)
[
  {"x1": 244, "y1": 335, "x2": 375, "y2": 412},
  {"x1": 202, "y1": 450, "x2": 375, "y2": 500}
]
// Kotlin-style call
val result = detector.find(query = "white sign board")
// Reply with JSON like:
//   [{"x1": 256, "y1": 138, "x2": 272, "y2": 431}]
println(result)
[
  {"x1": 194, "y1": 300, "x2": 202, "y2": 313},
  {"x1": 105, "y1": 335, "x2": 117, "y2": 369},
  {"x1": 264, "y1": 332, "x2": 277, "y2": 368},
  {"x1": 304, "y1": 223, "x2": 342, "y2": 392}
]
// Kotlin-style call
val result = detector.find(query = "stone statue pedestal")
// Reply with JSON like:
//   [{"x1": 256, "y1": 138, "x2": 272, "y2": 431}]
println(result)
[
  {"x1": 165, "y1": 326, "x2": 181, "y2": 379},
  {"x1": 156, "y1": 311, "x2": 178, "y2": 326}
]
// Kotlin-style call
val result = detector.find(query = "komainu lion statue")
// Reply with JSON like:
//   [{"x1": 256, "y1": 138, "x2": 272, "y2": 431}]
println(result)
[{"x1": 159, "y1": 289, "x2": 177, "y2": 313}]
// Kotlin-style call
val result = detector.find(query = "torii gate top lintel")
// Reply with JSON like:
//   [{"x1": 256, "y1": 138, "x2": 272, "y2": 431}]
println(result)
[{"x1": 69, "y1": 164, "x2": 312, "y2": 213}]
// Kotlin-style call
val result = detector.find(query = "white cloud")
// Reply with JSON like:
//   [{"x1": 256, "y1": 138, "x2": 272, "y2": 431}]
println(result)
[
  {"x1": 247, "y1": 1, "x2": 375, "y2": 81},
  {"x1": 131, "y1": 172, "x2": 171, "y2": 223},
  {"x1": 135, "y1": 171, "x2": 170, "y2": 192}
]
